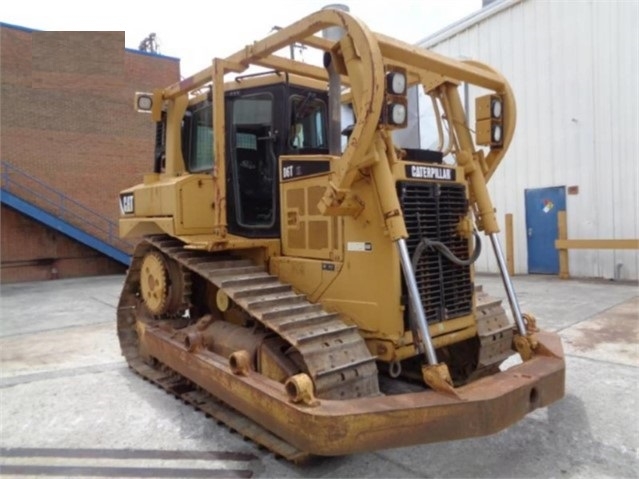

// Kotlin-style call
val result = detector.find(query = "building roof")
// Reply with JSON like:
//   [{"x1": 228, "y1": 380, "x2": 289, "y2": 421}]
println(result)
[
  {"x1": 416, "y1": 0, "x2": 523, "y2": 48},
  {"x1": 0, "y1": 22, "x2": 180, "y2": 62}
]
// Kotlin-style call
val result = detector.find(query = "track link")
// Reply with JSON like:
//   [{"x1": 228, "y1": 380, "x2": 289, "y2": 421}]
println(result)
[{"x1": 117, "y1": 235, "x2": 380, "y2": 462}]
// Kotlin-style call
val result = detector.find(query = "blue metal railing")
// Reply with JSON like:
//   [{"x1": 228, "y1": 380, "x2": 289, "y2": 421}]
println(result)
[{"x1": 0, "y1": 160, "x2": 133, "y2": 264}]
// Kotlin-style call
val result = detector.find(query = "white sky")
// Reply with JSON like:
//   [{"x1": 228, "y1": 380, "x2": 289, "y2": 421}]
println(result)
[{"x1": 2, "y1": 0, "x2": 483, "y2": 78}]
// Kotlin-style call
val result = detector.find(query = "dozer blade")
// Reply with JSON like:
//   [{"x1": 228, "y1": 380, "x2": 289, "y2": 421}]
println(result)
[{"x1": 136, "y1": 321, "x2": 564, "y2": 456}]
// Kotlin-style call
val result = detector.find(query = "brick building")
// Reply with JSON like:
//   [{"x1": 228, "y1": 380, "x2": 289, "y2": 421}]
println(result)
[{"x1": 1, "y1": 24, "x2": 180, "y2": 282}]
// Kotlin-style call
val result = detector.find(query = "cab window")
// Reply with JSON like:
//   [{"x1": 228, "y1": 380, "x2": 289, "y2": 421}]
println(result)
[
  {"x1": 187, "y1": 103, "x2": 214, "y2": 172},
  {"x1": 289, "y1": 94, "x2": 327, "y2": 151}
]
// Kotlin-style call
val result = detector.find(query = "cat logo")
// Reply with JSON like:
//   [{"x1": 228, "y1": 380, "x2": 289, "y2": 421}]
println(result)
[{"x1": 119, "y1": 193, "x2": 134, "y2": 215}]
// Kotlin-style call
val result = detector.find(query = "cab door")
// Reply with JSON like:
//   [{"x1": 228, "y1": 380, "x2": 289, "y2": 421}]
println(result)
[{"x1": 226, "y1": 88, "x2": 281, "y2": 238}]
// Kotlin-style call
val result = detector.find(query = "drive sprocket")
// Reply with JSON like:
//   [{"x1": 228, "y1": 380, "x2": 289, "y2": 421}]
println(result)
[
  {"x1": 139, "y1": 250, "x2": 190, "y2": 316},
  {"x1": 140, "y1": 251, "x2": 169, "y2": 315}
]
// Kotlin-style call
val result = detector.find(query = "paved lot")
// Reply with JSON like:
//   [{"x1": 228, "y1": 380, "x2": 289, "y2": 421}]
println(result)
[{"x1": 1, "y1": 273, "x2": 637, "y2": 478}]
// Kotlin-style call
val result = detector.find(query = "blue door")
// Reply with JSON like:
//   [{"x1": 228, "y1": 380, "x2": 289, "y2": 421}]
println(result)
[{"x1": 525, "y1": 186, "x2": 566, "y2": 274}]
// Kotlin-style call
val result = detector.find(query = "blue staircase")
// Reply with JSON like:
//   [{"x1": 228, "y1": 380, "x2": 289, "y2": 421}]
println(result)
[{"x1": 1, "y1": 160, "x2": 133, "y2": 266}]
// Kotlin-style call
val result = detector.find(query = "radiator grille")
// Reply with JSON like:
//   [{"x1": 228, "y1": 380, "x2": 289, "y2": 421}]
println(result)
[{"x1": 398, "y1": 181, "x2": 473, "y2": 324}]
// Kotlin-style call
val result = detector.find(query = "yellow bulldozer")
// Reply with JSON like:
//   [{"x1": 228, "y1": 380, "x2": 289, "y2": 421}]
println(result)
[{"x1": 117, "y1": 8, "x2": 565, "y2": 461}]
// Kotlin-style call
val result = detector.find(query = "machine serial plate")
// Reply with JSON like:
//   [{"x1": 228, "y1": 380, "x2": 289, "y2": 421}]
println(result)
[{"x1": 347, "y1": 242, "x2": 372, "y2": 252}]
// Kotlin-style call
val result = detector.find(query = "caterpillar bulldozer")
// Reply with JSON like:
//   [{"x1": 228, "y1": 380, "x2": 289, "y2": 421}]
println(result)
[{"x1": 117, "y1": 8, "x2": 565, "y2": 461}]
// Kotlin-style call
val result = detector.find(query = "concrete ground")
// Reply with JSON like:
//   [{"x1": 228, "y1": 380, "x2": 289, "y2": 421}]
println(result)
[{"x1": 1, "y1": 273, "x2": 637, "y2": 478}]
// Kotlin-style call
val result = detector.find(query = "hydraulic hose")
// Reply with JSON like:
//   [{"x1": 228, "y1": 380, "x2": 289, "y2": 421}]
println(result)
[
  {"x1": 408, "y1": 230, "x2": 482, "y2": 328},
  {"x1": 411, "y1": 229, "x2": 482, "y2": 271}
]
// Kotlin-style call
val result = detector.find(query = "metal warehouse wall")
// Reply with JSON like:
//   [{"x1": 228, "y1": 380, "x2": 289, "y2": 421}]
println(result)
[{"x1": 419, "y1": 0, "x2": 639, "y2": 280}]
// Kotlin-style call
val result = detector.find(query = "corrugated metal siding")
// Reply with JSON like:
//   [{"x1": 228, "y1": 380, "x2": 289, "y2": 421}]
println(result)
[{"x1": 419, "y1": 0, "x2": 638, "y2": 280}]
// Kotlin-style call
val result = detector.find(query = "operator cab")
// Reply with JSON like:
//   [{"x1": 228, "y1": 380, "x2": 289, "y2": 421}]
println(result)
[{"x1": 178, "y1": 74, "x2": 328, "y2": 238}]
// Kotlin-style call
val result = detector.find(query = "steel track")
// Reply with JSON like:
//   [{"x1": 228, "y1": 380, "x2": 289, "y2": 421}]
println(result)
[{"x1": 117, "y1": 235, "x2": 380, "y2": 462}]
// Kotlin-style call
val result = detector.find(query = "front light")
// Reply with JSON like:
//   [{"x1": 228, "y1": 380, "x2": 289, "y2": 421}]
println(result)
[
  {"x1": 475, "y1": 94, "x2": 504, "y2": 148},
  {"x1": 135, "y1": 92, "x2": 153, "y2": 113},
  {"x1": 491, "y1": 97, "x2": 503, "y2": 119},
  {"x1": 492, "y1": 124, "x2": 503, "y2": 144},
  {"x1": 390, "y1": 103, "x2": 407, "y2": 125},
  {"x1": 387, "y1": 71, "x2": 407, "y2": 95}
]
